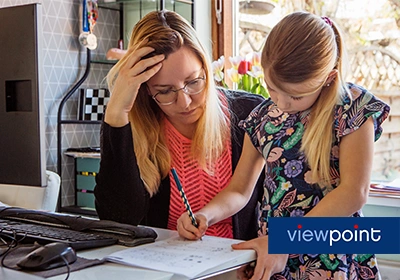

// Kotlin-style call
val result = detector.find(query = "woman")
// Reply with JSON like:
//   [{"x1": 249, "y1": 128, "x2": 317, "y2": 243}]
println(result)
[
  {"x1": 177, "y1": 12, "x2": 390, "y2": 279},
  {"x1": 94, "y1": 10, "x2": 265, "y2": 240}
]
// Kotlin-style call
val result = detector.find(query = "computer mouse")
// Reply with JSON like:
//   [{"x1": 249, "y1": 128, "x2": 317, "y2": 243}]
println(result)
[{"x1": 17, "y1": 242, "x2": 77, "y2": 271}]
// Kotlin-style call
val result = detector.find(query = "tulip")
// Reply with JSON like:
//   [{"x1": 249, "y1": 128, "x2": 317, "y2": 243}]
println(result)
[
  {"x1": 249, "y1": 52, "x2": 261, "y2": 67},
  {"x1": 212, "y1": 56, "x2": 225, "y2": 82},
  {"x1": 248, "y1": 65, "x2": 263, "y2": 79},
  {"x1": 211, "y1": 54, "x2": 269, "y2": 98},
  {"x1": 227, "y1": 68, "x2": 240, "y2": 83},
  {"x1": 238, "y1": 60, "x2": 252, "y2": 75},
  {"x1": 229, "y1": 55, "x2": 243, "y2": 70}
]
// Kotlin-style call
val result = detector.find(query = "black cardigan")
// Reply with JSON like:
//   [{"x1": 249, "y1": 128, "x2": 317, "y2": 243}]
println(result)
[{"x1": 94, "y1": 89, "x2": 265, "y2": 240}]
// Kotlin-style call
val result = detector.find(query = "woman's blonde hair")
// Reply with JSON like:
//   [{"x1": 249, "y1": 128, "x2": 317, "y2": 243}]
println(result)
[
  {"x1": 261, "y1": 11, "x2": 351, "y2": 190},
  {"x1": 106, "y1": 10, "x2": 229, "y2": 196}
]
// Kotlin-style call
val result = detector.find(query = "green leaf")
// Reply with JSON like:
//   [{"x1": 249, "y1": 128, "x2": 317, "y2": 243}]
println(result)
[
  {"x1": 242, "y1": 75, "x2": 251, "y2": 91},
  {"x1": 258, "y1": 86, "x2": 269, "y2": 98},
  {"x1": 250, "y1": 83, "x2": 269, "y2": 98},
  {"x1": 221, "y1": 80, "x2": 229, "y2": 88},
  {"x1": 250, "y1": 83, "x2": 261, "y2": 94}
]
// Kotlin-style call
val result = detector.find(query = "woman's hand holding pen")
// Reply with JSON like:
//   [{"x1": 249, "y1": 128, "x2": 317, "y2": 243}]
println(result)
[
  {"x1": 178, "y1": 214, "x2": 288, "y2": 280},
  {"x1": 177, "y1": 212, "x2": 208, "y2": 240},
  {"x1": 105, "y1": 43, "x2": 165, "y2": 127},
  {"x1": 233, "y1": 236, "x2": 288, "y2": 280}
]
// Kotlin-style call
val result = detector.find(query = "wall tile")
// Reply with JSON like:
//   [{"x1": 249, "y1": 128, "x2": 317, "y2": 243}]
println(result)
[{"x1": 1, "y1": 0, "x2": 119, "y2": 207}]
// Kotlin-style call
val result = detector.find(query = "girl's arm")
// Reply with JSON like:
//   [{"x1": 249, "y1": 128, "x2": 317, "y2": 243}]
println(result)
[
  {"x1": 218, "y1": 118, "x2": 376, "y2": 280},
  {"x1": 306, "y1": 117, "x2": 375, "y2": 217},
  {"x1": 177, "y1": 134, "x2": 265, "y2": 239}
]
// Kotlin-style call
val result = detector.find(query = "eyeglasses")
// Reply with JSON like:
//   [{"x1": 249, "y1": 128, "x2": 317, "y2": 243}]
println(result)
[{"x1": 151, "y1": 77, "x2": 206, "y2": 105}]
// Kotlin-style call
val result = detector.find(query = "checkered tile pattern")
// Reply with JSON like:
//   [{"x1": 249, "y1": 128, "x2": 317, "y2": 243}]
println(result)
[{"x1": 78, "y1": 88, "x2": 110, "y2": 121}]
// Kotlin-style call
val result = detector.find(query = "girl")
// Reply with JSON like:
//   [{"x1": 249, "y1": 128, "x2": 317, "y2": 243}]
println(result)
[{"x1": 177, "y1": 11, "x2": 390, "y2": 280}]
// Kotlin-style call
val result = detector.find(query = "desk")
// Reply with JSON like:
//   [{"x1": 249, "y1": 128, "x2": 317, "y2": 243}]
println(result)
[{"x1": 2, "y1": 228, "x2": 246, "y2": 280}]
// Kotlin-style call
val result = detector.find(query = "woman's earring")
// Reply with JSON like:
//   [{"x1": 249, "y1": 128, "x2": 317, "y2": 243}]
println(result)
[{"x1": 326, "y1": 83, "x2": 331, "y2": 87}]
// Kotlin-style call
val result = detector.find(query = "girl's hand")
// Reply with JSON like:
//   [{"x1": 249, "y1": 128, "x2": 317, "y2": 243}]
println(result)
[
  {"x1": 105, "y1": 43, "x2": 165, "y2": 127},
  {"x1": 232, "y1": 236, "x2": 288, "y2": 280},
  {"x1": 177, "y1": 212, "x2": 208, "y2": 240}
]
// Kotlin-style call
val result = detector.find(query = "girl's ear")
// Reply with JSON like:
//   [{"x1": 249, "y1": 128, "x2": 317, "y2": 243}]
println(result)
[{"x1": 325, "y1": 69, "x2": 338, "y2": 86}]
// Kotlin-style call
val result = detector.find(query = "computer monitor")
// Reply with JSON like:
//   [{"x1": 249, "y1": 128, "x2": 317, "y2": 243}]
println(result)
[{"x1": 0, "y1": 3, "x2": 46, "y2": 186}]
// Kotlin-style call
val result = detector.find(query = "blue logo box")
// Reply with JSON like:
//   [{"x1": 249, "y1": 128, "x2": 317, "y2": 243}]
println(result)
[{"x1": 268, "y1": 217, "x2": 400, "y2": 254}]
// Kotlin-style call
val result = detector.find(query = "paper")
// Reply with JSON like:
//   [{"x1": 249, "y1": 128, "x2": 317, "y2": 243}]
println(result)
[
  {"x1": 64, "y1": 151, "x2": 100, "y2": 159},
  {"x1": 105, "y1": 235, "x2": 256, "y2": 279},
  {"x1": 371, "y1": 178, "x2": 400, "y2": 189},
  {"x1": 370, "y1": 179, "x2": 400, "y2": 197},
  {"x1": 383, "y1": 178, "x2": 400, "y2": 189}
]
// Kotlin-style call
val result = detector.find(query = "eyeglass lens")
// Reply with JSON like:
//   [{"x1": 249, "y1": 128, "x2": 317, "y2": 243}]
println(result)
[{"x1": 153, "y1": 77, "x2": 205, "y2": 105}]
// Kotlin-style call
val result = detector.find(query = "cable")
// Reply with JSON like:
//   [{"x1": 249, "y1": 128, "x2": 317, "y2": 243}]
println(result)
[
  {"x1": 0, "y1": 229, "x2": 72, "y2": 280},
  {"x1": 60, "y1": 255, "x2": 71, "y2": 280},
  {"x1": 0, "y1": 229, "x2": 21, "y2": 269}
]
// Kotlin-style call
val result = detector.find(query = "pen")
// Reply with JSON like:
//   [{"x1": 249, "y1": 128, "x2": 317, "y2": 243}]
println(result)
[{"x1": 171, "y1": 168, "x2": 198, "y2": 228}]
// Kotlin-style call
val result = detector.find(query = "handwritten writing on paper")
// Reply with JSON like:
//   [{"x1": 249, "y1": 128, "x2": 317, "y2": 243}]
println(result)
[{"x1": 105, "y1": 235, "x2": 255, "y2": 278}]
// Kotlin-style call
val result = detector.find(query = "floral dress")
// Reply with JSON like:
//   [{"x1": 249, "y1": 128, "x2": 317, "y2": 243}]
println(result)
[{"x1": 239, "y1": 83, "x2": 390, "y2": 280}]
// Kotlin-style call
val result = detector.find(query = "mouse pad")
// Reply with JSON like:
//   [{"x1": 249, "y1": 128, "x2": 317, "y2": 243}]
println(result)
[{"x1": 0, "y1": 244, "x2": 104, "y2": 278}]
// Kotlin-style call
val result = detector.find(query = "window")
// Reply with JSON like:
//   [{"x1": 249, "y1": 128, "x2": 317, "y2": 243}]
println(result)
[{"x1": 213, "y1": 0, "x2": 400, "y2": 184}]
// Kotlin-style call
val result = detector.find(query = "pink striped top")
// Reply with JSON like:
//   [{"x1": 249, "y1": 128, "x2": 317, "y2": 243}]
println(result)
[{"x1": 165, "y1": 119, "x2": 233, "y2": 238}]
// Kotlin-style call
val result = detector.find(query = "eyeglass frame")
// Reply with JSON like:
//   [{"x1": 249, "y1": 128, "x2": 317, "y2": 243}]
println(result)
[{"x1": 150, "y1": 76, "x2": 206, "y2": 106}]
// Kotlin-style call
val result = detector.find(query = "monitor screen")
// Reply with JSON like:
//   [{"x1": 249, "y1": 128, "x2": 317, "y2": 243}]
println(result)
[{"x1": 0, "y1": 3, "x2": 46, "y2": 186}]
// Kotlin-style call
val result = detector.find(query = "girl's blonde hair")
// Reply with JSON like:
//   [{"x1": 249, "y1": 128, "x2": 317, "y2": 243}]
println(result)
[
  {"x1": 261, "y1": 11, "x2": 351, "y2": 190},
  {"x1": 106, "y1": 10, "x2": 229, "y2": 196}
]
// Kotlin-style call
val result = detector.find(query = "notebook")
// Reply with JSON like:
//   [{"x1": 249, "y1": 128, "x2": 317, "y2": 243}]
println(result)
[{"x1": 104, "y1": 235, "x2": 256, "y2": 279}]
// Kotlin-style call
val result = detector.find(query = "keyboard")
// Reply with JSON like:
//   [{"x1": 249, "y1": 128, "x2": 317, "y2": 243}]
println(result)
[
  {"x1": 0, "y1": 207, "x2": 158, "y2": 250},
  {"x1": 0, "y1": 217, "x2": 118, "y2": 251}
]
